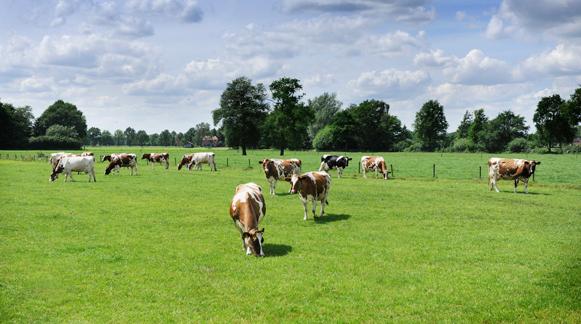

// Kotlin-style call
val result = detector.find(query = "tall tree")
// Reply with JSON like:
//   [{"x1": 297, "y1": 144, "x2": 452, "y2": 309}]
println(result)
[
  {"x1": 101, "y1": 130, "x2": 114, "y2": 145},
  {"x1": 87, "y1": 127, "x2": 101, "y2": 146},
  {"x1": 0, "y1": 102, "x2": 34, "y2": 148},
  {"x1": 124, "y1": 127, "x2": 137, "y2": 146},
  {"x1": 113, "y1": 129, "x2": 125, "y2": 146},
  {"x1": 136, "y1": 130, "x2": 149, "y2": 146},
  {"x1": 149, "y1": 133, "x2": 160, "y2": 146},
  {"x1": 468, "y1": 109, "x2": 488, "y2": 149},
  {"x1": 34, "y1": 100, "x2": 87, "y2": 140},
  {"x1": 159, "y1": 130, "x2": 172, "y2": 146},
  {"x1": 307, "y1": 92, "x2": 342, "y2": 140},
  {"x1": 413, "y1": 100, "x2": 448, "y2": 151},
  {"x1": 267, "y1": 77, "x2": 313, "y2": 155},
  {"x1": 213, "y1": 77, "x2": 269, "y2": 155},
  {"x1": 484, "y1": 110, "x2": 528, "y2": 152},
  {"x1": 184, "y1": 127, "x2": 196, "y2": 145},
  {"x1": 456, "y1": 110, "x2": 473, "y2": 139},
  {"x1": 193, "y1": 122, "x2": 211, "y2": 147},
  {"x1": 533, "y1": 94, "x2": 570, "y2": 151}
]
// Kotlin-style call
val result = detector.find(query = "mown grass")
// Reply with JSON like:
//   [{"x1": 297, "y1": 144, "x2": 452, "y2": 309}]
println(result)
[{"x1": 0, "y1": 148, "x2": 580, "y2": 322}]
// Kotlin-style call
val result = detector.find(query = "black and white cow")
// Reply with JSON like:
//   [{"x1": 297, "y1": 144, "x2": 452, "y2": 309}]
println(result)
[{"x1": 319, "y1": 155, "x2": 352, "y2": 178}]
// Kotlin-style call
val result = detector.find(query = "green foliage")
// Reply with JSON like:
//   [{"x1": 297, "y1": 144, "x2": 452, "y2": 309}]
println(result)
[
  {"x1": 484, "y1": 110, "x2": 528, "y2": 152},
  {"x1": 451, "y1": 138, "x2": 477, "y2": 152},
  {"x1": 159, "y1": 130, "x2": 172, "y2": 146},
  {"x1": 34, "y1": 100, "x2": 87, "y2": 140},
  {"x1": 113, "y1": 129, "x2": 125, "y2": 146},
  {"x1": 534, "y1": 94, "x2": 573, "y2": 151},
  {"x1": 28, "y1": 135, "x2": 83, "y2": 149},
  {"x1": 46, "y1": 124, "x2": 79, "y2": 138},
  {"x1": 0, "y1": 102, "x2": 34, "y2": 148},
  {"x1": 312, "y1": 125, "x2": 336, "y2": 150},
  {"x1": 307, "y1": 92, "x2": 342, "y2": 140},
  {"x1": 467, "y1": 109, "x2": 487, "y2": 147},
  {"x1": 456, "y1": 111, "x2": 472, "y2": 139},
  {"x1": 124, "y1": 127, "x2": 137, "y2": 146},
  {"x1": 100, "y1": 130, "x2": 114, "y2": 146},
  {"x1": 193, "y1": 123, "x2": 211, "y2": 146},
  {"x1": 266, "y1": 77, "x2": 313, "y2": 155},
  {"x1": 213, "y1": 77, "x2": 269, "y2": 155},
  {"x1": 413, "y1": 100, "x2": 448, "y2": 151},
  {"x1": 87, "y1": 127, "x2": 101, "y2": 146},
  {"x1": 136, "y1": 130, "x2": 149, "y2": 146},
  {"x1": 507, "y1": 137, "x2": 530, "y2": 153}
]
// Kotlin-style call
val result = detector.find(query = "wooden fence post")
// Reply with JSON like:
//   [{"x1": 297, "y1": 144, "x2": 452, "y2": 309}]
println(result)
[
  {"x1": 248, "y1": 159, "x2": 251, "y2": 167},
  {"x1": 433, "y1": 164, "x2": 436, "y2": 178},
  {"x1": 479, "y1": 166, "x2": 482, "y2": 180},
  {"x1": 358, "y1": 161, "x2": 361, "y2": 174},
  {"x1": 390, "y1": 164, "x2": 394, "y2": 177},
  {"x1": 226, "y1": 157, "x2": 229, "y2": 167}
]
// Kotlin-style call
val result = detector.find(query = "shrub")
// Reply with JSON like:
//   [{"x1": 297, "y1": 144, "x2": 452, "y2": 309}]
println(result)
[
  {"x1": 394, "y1": 139, "x2": 413, "y2": 152},
  {"x1": 450, "y1": 138, "x2": 477, "y2": 152},
  {"x1": 313, "y1": 126, "x2": 335, "y2": 150},
  {"x1": 507, "y1": 138, "x2": 530, "y2": 153},
  {"x1": 404, "y1": 142, "x2": 423, "y2": 152},
  {"x1": 28, "y1": 135, "x2": 83, "y2": 150}
]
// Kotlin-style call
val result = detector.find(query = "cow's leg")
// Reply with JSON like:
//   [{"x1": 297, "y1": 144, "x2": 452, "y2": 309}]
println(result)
[
  {"x1": 362, "y1": 168, "x2": 367, "y2": 178},
  {"x1": 269, "y1": 178, "x2": 276, "y2": 196},
  {"x1": 312, "y1": 198, "x2": 317, "y2": 218},
  {"x1": 301, "y1": 198, "x2": 308, "y2": 221},
  {"x1": 523, "y1": 177, "x2": 529, "y2": 194},
  {"x1": 514, "y1": 178, "x2": 519, "y2": 193}
]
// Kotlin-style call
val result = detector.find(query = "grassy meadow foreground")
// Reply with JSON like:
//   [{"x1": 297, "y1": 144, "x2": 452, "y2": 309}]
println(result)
[{"x1": 1, "y1": 148, "x2": 580, "y2": 322}]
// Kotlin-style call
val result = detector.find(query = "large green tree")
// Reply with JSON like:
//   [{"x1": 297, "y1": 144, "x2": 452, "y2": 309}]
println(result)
[
  {"x1": 136, "y1": 130, "x2": 149, "y2": 146},
  {"x1": 0, "y1": 101, "x2": 34, "y2": 148},
  {"x1": 193, "y1": 122, "x2": 211, "y2": 147},
  {"x1": 413, "y1": 100, "x2": 448, "y2": 151},
  {"x1": 266, "y1": 77, "x2": 313, "y2": 155},
  {"x1": 101, "y1": 130, "x2": 114, "y2": 145},
  {"x1": 124, "y1": 127, "x2": 137, "y2": 146},
  {"x1": 87, "y1": 127, "x2": 101, "y2": 146},
  {"x1": 484, "y1": 110, "x2": 528, "y2": 152},
  {"x1": 34, "y1": 100, "x2": 87, "y2": 140},
  {"x1": 456, "y1": 111, "x2": 473, "y2": 139},
  {"x1": 308, "y1": 92, "x2": 342, "y2": 140},
  {"x1": 213, "y1": 77, "x2": 269, "y2": 155},
  {"x1": 159, "y1": 130, "x2": 172, "y2": 146},
  {"x1": 468, "y1": 109, "x2": 488, "y2": 149},
  {"x1": 533, "y1": 94, "x2": 571, "y2": 151},
  {"x1": 113, "y1": 129, "x2": 125, "y2": 146}
]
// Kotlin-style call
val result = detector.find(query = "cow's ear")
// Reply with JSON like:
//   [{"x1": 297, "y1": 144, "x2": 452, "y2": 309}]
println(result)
[
  {"x1": 535, "y1": 161, "x2": 541, "y2": 165},
  {"x1": 259, "y1": 228, "x2": 265, "y2": 233},
  {"x1": 242, "y1": 232, "x2": 250, "y2": 238},
  {"x1": 258, "y1": 160, "x2": 263, "y2": 165}
]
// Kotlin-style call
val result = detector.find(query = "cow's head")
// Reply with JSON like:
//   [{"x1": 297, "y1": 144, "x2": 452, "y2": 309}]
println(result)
[
  {"x1": 527, "y1": 160, "x2": 541, "y2": 175},
  {"x1": 243, "y1": 228, "x2": 265, "y2": 257},
  {"x1": 49, "y1": 165, "x2": 64, "y2": 182},
  {"x1": 259, "y1": 159, "x2": 274, "y2": 173},
  {"x1": 177, "y1": 156, "x2": 190, "y2": 170},
  {"x1": 102, "y1": 155, "x2": 112, "y2": 162},
  {"x1": 104, "y1": 159, "x2": 119, "y2": 175},
  {"x1": 342, "y1": 156, "x2": 353, "y2": 166},
  {"x1": 290, "y1": 174, "x2": 305, "y2": 194},
  {"x1": 141, "y1": 153, "x2": 150, "y2": 160}
]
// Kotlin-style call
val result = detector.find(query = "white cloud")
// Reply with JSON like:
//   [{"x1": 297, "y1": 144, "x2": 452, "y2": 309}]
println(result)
[
  {"x1": 126, "y1": 0, "x2": 203, "y2": 22},
  {"x1": 517, "y1": 43, "x2": 581, "y2": 78},
  {"x1": 348, "y1": 69, "x2": 430, "y2": 98},
  {"x1": 19, "y1": 76, "x2": 54, "y2": 93},
  {"x1": 358, "y1": 30, "x2": 425, "y2": 57},
  {"x1": 414, "y1": 49, "x2": 454, "y2": 67},
  {"x1": 443, "y1": 49, "x2": 513, "y2": 85},
  {"x1": 486, "y1": 0, "x2": 581, "y2": 39}
]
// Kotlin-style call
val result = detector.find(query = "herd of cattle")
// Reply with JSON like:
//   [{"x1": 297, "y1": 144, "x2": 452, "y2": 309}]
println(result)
[{"x1": 47, "y1": 151, "x2": 541, "y2": 257}]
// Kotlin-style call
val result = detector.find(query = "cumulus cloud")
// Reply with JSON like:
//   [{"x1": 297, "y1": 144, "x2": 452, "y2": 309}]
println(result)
[
  {"x1": 486, "y1": 0, "x2": 581, "y2": 39},
  {"x1": 126, "y1": 0, "x2": 203, "y2": 22},
  {"x1": 357, "y1": 30, "x2": 425, "y2": 57},
  {"x1": 19, "y1": 76, "x2": 55, "y2": 93},
  {"x1": 124, "y1": 56, "x2": 283, "y2": 95},
  {"x1": 280, "y1": 0, "x2": 435, "y2": 23},
  {"x1": 414, "y1": 49, "x2": 455, "y2": 67},
  {"x1": 348, "y1": 69, "x2": 430, "y2": 98},
  {"x1": 517, "y1": 43, "x2": 581, "y2": 78},
  {"x1": 443, "y1": 49, "x2": 513, "y2": 85}
]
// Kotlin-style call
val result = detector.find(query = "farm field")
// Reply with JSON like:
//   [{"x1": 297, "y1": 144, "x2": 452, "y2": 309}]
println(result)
[{"x1": 1, "y1": 148, "x2": 580, "y2": 322}]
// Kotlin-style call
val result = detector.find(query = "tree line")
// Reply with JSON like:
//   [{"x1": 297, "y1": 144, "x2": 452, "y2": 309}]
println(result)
[{"x1": 1, "y1": 78, "x2": 579, "y2": 153}]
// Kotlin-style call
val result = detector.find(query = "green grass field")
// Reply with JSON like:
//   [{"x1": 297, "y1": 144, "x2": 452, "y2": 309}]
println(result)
[{"x1": 1, "y1": 148, "x2": 580, "y2": 322}]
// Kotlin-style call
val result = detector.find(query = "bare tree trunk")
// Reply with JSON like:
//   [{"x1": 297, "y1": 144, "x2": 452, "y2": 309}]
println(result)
[
  {"x1": 242, "y1": 144, "x2": 247, "y2": 156},
  {"x1": 280, "y1": 147, "x2": 285, "y2": 156}
]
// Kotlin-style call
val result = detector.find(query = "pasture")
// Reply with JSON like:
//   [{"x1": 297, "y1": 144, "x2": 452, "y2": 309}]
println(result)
[{"x1": 1, "y1": 148, "x2": 580, "y2": 322}]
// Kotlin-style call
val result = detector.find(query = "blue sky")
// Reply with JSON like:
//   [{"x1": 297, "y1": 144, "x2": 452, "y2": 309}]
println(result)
[{"x1": 1, "y1": 0, "x2": 580, "y2": 133}]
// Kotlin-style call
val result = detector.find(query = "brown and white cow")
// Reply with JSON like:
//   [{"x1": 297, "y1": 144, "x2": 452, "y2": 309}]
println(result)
[
  {"x1": 488, "y1": 157, "x2": 541, "y2": 193},
  {"x1": 142, "y1": 153, "x2": 169, "y2": 169},
  {"x1": 361, "y1": 156, "x2": 389, "y2": 180},
  {"x1": 186, "y1": 152, "x2": 217, "y2": 171},
  {"x1": 229, "y1": 183, "x2": 266, "y2": 257},
  {"x1": 290, "y1": 171, "x2": 331, "y2": 221},
  {"x1": 105, "y1": 153, "x2": 138, "y2": 175},
  {"x1": 259, "y1": 158, "x2": 302, "y2": 195}
]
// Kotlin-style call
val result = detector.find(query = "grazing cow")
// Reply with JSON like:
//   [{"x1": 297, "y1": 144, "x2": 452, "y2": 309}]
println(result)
[
  {"x1": 361, "y1": 156, "x2": 389, "y2": 180},
  {"x1": 142, "y1": 153, "x2": 169, "y2": 169},
  {"x1": 186, "y1": 152, "x2": 217, "y2": 171},
  {"x1": 49, "y1": 152, "x2": 73, "y2": 169},
  {"x1": 259, "y1": 158, "x2": 302, "y2": 195},
  {"x1": 104, "y1": 153, "x2": 138, "y2": 175},
  {"x1": 319, "y1": 155, "x2": 352, "y2": 178},
  {"x1": 290, "y1": 171, "x2": 331, "y2": 221},
  {"x1": 177, "y1": 154, "x2": 194, "y2": 170},
  {"x1": 229, "y1": 183, "x2": 266, "y2": 257},
  {"x1": 50, "y1": 156, "x2": 96, "y2": 182},
  {"x1": 488, "y1": 157, "x2": 541, "y2": 193}
]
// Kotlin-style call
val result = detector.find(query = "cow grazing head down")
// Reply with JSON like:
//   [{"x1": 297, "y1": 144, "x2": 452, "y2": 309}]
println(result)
[
  {"x1": 242, "y1": 228, "x2": 265, "y2": 257},
  {"x1": 178, "y1": 156, "x2": 191, "y2": 170},
  {"x1": 49, "y1": 164, "x2": 64, "y2": 182}
]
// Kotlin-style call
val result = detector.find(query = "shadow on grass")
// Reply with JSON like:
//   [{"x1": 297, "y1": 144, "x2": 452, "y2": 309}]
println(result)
[
  {"x1": 314, "y1": 213, "x2": 351, "y2": 224},
  {"x1": 275, "y1": 192, "x2": 293, "y2": 197},
  {"x1": 263, "y1": 244, "x2": 292, "y2": 257}
]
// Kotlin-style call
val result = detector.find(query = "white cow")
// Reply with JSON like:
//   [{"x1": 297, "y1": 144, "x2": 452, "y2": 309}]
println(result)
[
  {"x1": 50, "y1": 156, "x2": 96, "y2": 182},
  {"x1": 49, "y1": 152, "x2": 71, "y2": 169},
  {"x1": 187, "y1": 152, "x2": 217, "y2": 171}
]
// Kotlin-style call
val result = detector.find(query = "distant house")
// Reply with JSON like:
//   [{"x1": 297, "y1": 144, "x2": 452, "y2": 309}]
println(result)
[
  {"x1": 183, "y1": 141, "x2": 194, "y2": 148},
  {"x1": 202, "y1": 136, "x2": 220, "y2": 147}
]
